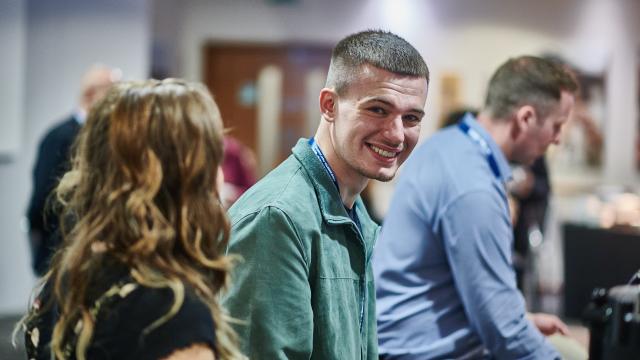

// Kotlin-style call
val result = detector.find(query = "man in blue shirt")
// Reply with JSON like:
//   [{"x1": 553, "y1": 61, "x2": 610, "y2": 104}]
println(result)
[{"x1": 373, "y1": 56, "x2": 578, "y2": 359}]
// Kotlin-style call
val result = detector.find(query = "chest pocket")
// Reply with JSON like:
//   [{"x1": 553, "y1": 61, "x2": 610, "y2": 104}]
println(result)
[{"x1": 317, "y1": 224, "x2": 366, "y2": 280}]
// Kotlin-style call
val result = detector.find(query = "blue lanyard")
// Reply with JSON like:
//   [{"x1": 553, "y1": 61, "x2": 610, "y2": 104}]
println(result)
[
  {"x1": 458, "y1": 121, "x2": 502, "y2": 179},
  {"x1": 308, "y1": 137, "x2": 339, "y2": 190},
  {"x1": 308, "y1": 138, "x2": 363, "y2": 228},
  {"x1": 308, "y1": 139, "x2": 365, "y2": 331}
]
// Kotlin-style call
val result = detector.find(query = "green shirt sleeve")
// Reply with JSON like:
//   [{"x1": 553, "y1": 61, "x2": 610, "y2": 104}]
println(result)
[{"x1": 223, "y1": 206, "x2": 312, "y2": 360}]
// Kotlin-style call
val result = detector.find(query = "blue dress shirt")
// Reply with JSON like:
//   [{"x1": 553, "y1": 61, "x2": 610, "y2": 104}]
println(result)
[{"x1": 373, "y1": 114, "x2": 560, "y2": 359}]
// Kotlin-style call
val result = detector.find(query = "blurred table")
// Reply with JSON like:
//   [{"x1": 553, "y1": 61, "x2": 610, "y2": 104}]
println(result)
[{"x1": 563, "y1": 222, "x2": 640, "y2": 319}]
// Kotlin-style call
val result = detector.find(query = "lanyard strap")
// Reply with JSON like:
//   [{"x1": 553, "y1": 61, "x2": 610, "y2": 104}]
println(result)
[
  {"x1": 458, "y1": 121, "x2": 502, "y2": 179},
  {"x1": 308, "y1": 138, "x2": 362, "y2": 231},
  {"x1": 308, "y1": 137, "x2": 339, "y2": 190}
]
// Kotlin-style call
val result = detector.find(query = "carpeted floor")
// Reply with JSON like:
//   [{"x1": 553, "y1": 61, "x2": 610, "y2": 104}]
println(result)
[{"x1": 0, "y1": 314, "x2": 24, "y2": 360}]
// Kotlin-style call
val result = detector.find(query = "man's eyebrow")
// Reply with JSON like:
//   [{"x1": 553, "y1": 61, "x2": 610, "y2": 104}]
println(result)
[{"x1": 363, "y1": 98, "x2": 425, "y2": 116}]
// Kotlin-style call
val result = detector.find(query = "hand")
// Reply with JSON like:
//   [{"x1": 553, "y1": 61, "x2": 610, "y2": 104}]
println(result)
[{"x1": 527, "y1": 312, "x2": 570, "y2": 336}]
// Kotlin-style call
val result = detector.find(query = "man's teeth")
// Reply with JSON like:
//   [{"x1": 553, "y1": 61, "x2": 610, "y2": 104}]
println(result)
[{"x1": 370, "y1": 145, "x2": 396, "y2": 158}]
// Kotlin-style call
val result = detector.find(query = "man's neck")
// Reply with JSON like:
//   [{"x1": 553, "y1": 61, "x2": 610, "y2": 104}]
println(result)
[
  {"x1": 475, "y1": 111, "x2": 514, "y2": 160},
  {"x1": 314, "y1": 129, "x2": 367, "y2": 210}
]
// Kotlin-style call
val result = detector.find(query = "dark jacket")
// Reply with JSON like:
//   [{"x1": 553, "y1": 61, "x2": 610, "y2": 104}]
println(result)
[{"x1": 27, "y1": 115, "x2": 80, "y2": 275}]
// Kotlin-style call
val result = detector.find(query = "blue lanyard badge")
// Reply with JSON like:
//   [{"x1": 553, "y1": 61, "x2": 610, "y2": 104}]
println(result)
[
  {"x1": 308, "y1": 137, "x2": 339, "y2": 190},
  {"x1": 458, "y1": 121, "x2": 501, "y2": 179}
]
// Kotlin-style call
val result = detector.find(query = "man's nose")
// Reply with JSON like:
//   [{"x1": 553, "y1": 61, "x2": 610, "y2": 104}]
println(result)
[{"x1": 384, "y1": 116, "x2": 404, "y2": 144}]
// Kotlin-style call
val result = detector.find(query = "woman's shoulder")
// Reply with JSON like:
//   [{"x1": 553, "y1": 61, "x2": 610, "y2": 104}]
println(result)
[
  {"x1": 91, "y1": 280, "x2": 217, "y2": 360},
  {"x1": 24, "y1": 265, "x2": 218, "y2": 360}
]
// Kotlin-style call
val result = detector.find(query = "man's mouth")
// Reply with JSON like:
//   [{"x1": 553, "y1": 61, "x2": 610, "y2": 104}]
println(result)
[{"x1": 368, "y1": 144, "x2": 400, "y2": 158}]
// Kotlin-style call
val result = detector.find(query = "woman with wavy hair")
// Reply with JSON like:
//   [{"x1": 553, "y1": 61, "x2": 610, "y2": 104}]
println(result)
[{"x1": 19, "y1": 79, "x2": 242, "y2": 360}]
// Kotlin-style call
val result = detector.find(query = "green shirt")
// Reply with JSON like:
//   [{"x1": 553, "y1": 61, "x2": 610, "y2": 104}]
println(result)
[{"x1": 223, "y1": 138, "x2": 379, "y2": 359}]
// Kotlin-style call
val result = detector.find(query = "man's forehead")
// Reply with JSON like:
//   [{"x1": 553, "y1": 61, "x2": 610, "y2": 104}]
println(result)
[
  {"x1": 350, "y1": 70, "x2": 427, "y2": 96},
  {"x1": 556, "y1": 91, "x2": 575, "y2": 116},
  {"x1": 357, "y1": 64, "x2": 427, "y2": 83}
]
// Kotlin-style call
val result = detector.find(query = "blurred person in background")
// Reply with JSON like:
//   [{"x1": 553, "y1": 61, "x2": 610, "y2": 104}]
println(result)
[
  {"x1": 222, "y1": 30, "x2": 429, "y2": 359},
  {"x1": 374, "y1": 56, "x2": 586, "y2": 359},
  {"x1": 542, "y1": 54, "x2": 604, "y2": 169},
  {"x1": 220, "y1": 136, "x2": 257, "y2": 208},
  {"x1": 442, "y1": 107, "x2": 552, "y2": 294},
  {"x1": 18, "y1": 79, "x2": 242, "y2": 360},
  {"x1": 26, "y1": 64, "x2": 121, "y2": 276},
  {"x1": 510, "y1": 155, "x2": 551, "y2": 293}
]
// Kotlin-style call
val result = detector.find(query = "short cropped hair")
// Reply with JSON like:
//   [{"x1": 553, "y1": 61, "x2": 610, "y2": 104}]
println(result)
[
  {"x1": 484, "y1": 55, "x2": 579, "y2": 120},
  {"x1": 325, "y1": 30, "x2": 430, "y2": 95}
]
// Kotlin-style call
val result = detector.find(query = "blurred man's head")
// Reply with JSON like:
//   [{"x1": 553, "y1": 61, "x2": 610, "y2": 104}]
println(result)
[
  {"x1": 483, "y1": 56, "x2": 578, "y2": 164},
  {"x1": 79, "y1": 64, "x2": 122, "y2": 112}
]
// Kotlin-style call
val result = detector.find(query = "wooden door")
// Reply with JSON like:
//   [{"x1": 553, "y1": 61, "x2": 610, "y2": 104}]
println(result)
[{"x1": 203, "y1": 43, "x2": 332, "y2": 172}]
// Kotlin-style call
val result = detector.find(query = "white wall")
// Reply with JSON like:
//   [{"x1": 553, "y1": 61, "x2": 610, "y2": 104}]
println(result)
[
  {"x1": 173, "y1": 0, "x2": 639, "y2": 184},
  {"x1": 0, "y1": 0, "x2": 25, "y2": 160},
  {"x1": 0, "y1": 0, "x2": 150, "y2": 315},
  {"x1": 596, "y1": 0, "x2": 639, "y2": 183},
  {"x1": 0, "y1": 0, "x2": 29, "y2": 315}
]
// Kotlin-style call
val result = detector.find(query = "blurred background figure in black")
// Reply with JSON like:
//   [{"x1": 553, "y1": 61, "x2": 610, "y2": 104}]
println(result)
[
  {"x1": 510, "y1": 156, "x2": 551, "y2": 295},
  {"x1": 26, "y1": 64, "x2": 121, "y2": 276}
]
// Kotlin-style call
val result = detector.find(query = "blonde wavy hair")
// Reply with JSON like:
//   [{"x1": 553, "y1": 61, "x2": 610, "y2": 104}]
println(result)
[{"x1": 23, "y1": 79, "x2": 241, "y2": 359}]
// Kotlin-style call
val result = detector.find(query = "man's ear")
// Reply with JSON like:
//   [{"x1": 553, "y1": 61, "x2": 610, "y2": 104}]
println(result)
[
  {"x1": 319, "y1": 88, "x2": 338, "y2": 122},
  {"x1": 512, "y1": 105, "x2": 536, "y2": 139}
]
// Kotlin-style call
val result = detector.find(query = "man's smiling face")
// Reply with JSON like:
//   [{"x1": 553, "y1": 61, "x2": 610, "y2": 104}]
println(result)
[{"x1": 330, "y1": 64, "x2": 428, "y2": 183}]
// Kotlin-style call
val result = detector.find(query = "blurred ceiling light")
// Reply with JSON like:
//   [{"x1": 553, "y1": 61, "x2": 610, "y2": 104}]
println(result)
[{"x1": 379, "y1": 0, "x2": 417, "y2": 34}]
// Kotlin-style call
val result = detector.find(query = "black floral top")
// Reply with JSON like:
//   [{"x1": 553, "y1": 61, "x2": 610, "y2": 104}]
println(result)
[{"x1": 25, "y1": 262, "x2": 216, "y2": 360}]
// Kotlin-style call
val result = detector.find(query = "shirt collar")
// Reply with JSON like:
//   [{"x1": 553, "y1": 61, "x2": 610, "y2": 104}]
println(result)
[
  {"x1": 461, "y1": 113, "x2": 512, "y2": 183},
  {"x1": 73, "y1": 109, "x2": 87, "y2": 125},
  {"x1": 292, "y1": 138, "x2": 347, "y2": 221},
  {"x1": 292, "y1": 138, "x2": 374, "y2": 227}
]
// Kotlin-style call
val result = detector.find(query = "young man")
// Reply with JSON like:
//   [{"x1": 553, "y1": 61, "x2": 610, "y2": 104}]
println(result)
[
  {"x1": 223, "y1": 30, "x2": 429, "y2": 359},
  {"x1": 373, "y1": 56, "x2": 578, "y2": 359}
]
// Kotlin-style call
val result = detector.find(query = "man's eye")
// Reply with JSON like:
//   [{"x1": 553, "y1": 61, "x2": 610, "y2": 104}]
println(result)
[
  {"x1": 368, "y1": 107, "x2": 387, "y2": 115},
  {"x1": 403, "y1": 114, "x2": 421, "y2": 123}
]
